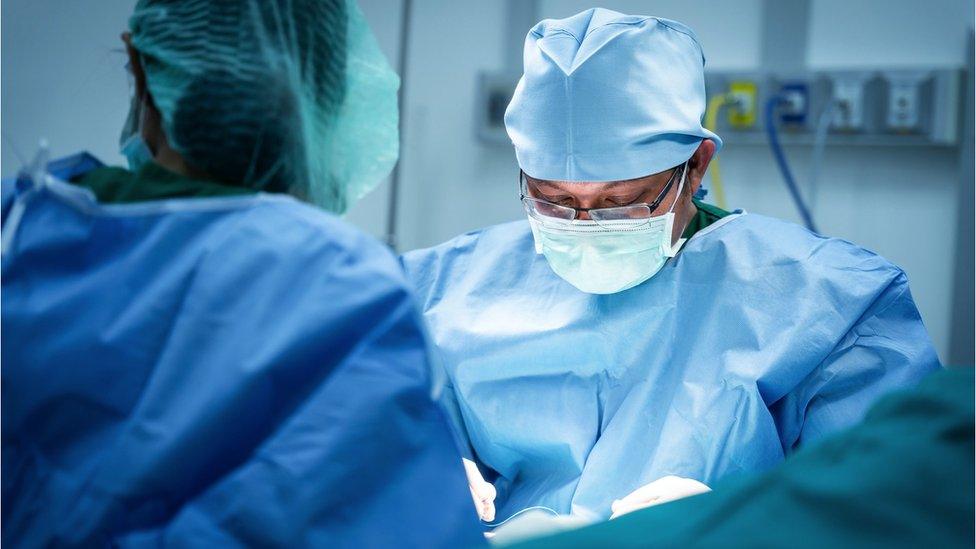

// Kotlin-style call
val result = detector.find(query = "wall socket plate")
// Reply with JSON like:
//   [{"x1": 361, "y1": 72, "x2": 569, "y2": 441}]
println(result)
[
  {"x1": 829, "y1": 73, "x2": 870, "y2": 131},
  {"x1": 883, "y1": 70, "x2": 929, "y2": 132}
]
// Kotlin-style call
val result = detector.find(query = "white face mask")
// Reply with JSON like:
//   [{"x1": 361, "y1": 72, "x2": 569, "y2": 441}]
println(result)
[{"x1": 527, "y1": 164, "x2": 688, "y2": 294}]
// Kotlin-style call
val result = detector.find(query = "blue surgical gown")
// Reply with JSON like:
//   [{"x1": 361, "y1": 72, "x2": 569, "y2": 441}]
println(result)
[
  {"x1": 401, "y1": 213, "x2": 941, "y2": 523},
  {"x1": 1, "y1": 164, "x2": 482, "y2": 547}
]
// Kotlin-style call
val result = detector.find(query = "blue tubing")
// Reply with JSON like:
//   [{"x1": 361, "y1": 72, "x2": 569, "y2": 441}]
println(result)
[{"x1": 765, "y1": 96, "x2": 818, "y2": 233}]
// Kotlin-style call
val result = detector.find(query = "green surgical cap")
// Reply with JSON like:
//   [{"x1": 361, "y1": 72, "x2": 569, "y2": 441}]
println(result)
[{"x1": 128, "y1": 0, "x2": 399, "y2": 214}]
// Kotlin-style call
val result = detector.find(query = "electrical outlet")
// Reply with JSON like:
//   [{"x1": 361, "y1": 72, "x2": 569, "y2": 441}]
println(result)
[
  {"x1": 728, "y1": 80, "x2": 758, "y2": 128},
  {"x1": 778, "y1": 82, "x2": 809, "y2": 126},
  {"x1": 830, "y1": 74, "x2": 869, "y2": 131},
  {"x1": 884, "y1": 71, "x2": 928, "y2": 132}
]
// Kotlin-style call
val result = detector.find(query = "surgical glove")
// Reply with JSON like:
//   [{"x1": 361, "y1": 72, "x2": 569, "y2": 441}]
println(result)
[
  {"x1": 463, "y1": 458, "x2": 496, "y2": 522},
  {"x1": 610, "y1": 476, "x2": 711, "y2": 519}
]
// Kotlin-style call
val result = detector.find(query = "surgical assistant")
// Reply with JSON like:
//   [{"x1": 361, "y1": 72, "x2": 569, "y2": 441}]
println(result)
[
  {"x1": 402, "y1": 8, "x2": 940, "y2": 524},
  {"x1": 1, "y1": 0, "x2": 481, "y2": 546}
]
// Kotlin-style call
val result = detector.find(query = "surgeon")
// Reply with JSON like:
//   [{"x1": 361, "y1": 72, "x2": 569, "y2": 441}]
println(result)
[
  {"x1": 1, "y1": 1, "x2": 481, "y2": 547},
  {"x1": 402, "y1": 8, "x2": 940, "y2": 526}
]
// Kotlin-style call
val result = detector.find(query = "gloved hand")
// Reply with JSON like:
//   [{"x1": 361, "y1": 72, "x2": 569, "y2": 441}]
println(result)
[
  {"x1": 610, "y1": 476, "x2": 711, "y2": 519},
  {"x1": 463, "y1": 458, "x2": 496, "y2": 522}
]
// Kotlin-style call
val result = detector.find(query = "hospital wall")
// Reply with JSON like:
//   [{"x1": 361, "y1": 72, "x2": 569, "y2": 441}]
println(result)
[{"x1": 1, "y1": 0, "x2": 973, "y2": 365}]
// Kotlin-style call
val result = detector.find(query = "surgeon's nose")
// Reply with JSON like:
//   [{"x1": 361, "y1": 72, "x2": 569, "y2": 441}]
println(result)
[{"x1": 577, "y1": 209, "x2": 592, "y2": 221}]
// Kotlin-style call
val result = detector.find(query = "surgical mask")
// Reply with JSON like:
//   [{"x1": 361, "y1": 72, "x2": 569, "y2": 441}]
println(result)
[
  {"x1": 527, "y1": 164, "x2": 689, "y2": 294},
  {"x1": 119, "y1": 92, "x2": 152, "y2": 171}
]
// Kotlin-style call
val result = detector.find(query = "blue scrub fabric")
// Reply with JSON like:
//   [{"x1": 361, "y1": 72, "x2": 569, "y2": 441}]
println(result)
[
  {"x1": 511, "y1": 367, "x2": 974, "y2": 549},
  {"x1": 1, "y1": 165, "x2": 482, "y2": 547},
  {"x1": 401, "y1": 213, "x2": 941, "y2": 524}
]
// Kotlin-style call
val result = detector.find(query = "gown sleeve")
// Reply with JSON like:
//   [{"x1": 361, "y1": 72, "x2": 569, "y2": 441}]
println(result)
[{"x1": 770, "y1": 270, "x2": 942, "y2": 452}]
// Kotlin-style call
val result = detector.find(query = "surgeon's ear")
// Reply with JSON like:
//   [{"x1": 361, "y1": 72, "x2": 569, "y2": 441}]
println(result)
[{"x1": 687, "y1": 140, "x2": 716, "y2": 196}]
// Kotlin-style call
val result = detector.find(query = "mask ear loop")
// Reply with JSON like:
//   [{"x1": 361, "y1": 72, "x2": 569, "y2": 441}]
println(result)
[
  {"x1": 121, "y1": 51, "x2": 153, "y2": 158},
  {"x1": 667, "y1": 161, "x2": 690, "y2": 214},
  {"x1": 132, "y1": 55, "x2": 153, "y2": 156},
  {"x1": 664, "y1": 160, "x2": 692, "y2": 257}
]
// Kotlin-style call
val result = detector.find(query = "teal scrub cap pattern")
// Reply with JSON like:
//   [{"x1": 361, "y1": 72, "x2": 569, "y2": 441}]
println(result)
[{"x1": 128, "y1": 0, "x2": 399, "y2": 213}]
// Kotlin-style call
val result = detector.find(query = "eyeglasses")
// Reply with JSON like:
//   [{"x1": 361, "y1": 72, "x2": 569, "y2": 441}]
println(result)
[{"x1": 519, "y1": 165, "x2": 683, "y2": 228}]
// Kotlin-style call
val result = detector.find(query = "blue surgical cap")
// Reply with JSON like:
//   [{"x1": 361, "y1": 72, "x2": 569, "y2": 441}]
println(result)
[{"x1": 504, "y1": 8, "x2": 723, "y2": 182}]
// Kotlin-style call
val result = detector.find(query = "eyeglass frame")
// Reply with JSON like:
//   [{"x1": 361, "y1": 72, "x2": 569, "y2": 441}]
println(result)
[{"x1": 518, "y1": 163, "x2": 685, "y2": 222}]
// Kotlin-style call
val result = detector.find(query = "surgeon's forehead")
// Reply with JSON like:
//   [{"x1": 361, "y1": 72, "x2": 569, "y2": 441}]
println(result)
[{"x1": 527, "y1": 171, "x2": 663, "y2": 189}]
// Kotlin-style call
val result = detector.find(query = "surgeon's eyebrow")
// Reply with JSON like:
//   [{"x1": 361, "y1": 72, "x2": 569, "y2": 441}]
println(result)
[{"x1": 528, "y1": 179, "x2": 569, "y2": 190}]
